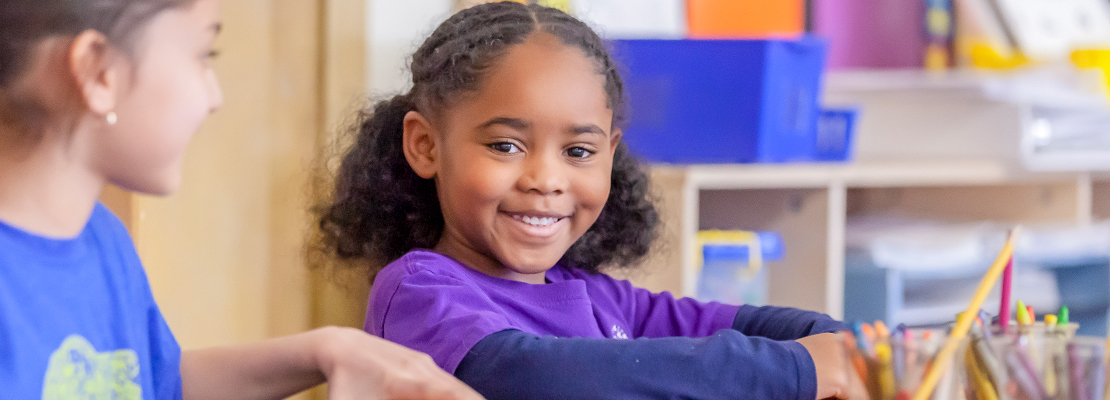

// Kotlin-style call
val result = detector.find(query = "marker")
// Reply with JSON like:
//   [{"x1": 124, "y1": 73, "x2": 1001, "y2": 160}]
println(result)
[
  {"x1": 1000, "y1": 258, "x2": 1014, "y2": 333},
  {"x1": 978, "y1": 310, "x2": 997, "y2": 342},
  {"x1": 970, "y1": 319, "x2": 1009, "y2": 400},
  {"x1": 1016, "y1": 300, "x2": 1042, "y2": 373},
  {"x1": 862, "y1": 323, "x2": 879, "y2": 358},
  {"x1": 966, "y1": 346, "x2": 1000, "y2": 400},
  {"x1": 903, "y1": 327, "x2": 921, "y2": 391},
  {"x1": 1053, "y1": 321, "x2": 1072, "y2": 400},
  {"x1": 1105, "y1": 335, "x2": 1110, "y2": 400},
  {"x1": 1088, "y1": 345, "x2": 1105, "y2": 400},
  {"x1": 1045, "y1": 314, "x2": 1059, "y2": 396},
  {"x1": 853, "y1": 321, "x2": 874, "y2": 357},
  {"x1": 892, "y1": 325, "x2": 906, "y2": 386},
  {"x1": 1060, "y1": 306, "x2": 1070, "y2": 326},
  {"x1": 875, "y1": 320, "x2": 890, "y2": 340},
  {"x1": 1069, "y1": 343, "x2": 1089, "y2": 400},
  {"x1": 842, "y1": 331, "x2": 869, "y2": 383},
  {"x1": 1007, "y1": 347, "x2": 1049, "y2": 399},
  {"x1": 876, "y1": 344, "x2": 897, "y2": 400},
  {"x1": 862, "y1": 323, "x2": 877, "y2": 343},
  {"x1": 1016, "y1": 300, "x2": 1031, "y2": 326}
]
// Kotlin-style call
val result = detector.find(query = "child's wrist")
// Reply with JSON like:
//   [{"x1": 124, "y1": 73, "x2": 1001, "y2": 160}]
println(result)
[{"x1": 310, "y1": 326, "x2": 355, "y2": 376}]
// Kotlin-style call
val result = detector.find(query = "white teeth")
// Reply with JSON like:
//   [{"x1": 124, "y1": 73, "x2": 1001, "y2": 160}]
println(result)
[{"x1": 512, "y1": 215, "x2": 558, "y2": 227}]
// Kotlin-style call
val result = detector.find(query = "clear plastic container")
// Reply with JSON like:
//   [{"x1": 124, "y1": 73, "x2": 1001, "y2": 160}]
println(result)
[
  {"x1": 695, "y1": 230, "x2": 784, "y2": 305},
  {"x1": 840, "y1": 324, "x2": 1106, "y2": 400}
]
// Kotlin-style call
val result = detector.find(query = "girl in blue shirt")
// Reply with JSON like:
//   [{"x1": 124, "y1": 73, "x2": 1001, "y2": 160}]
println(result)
[{"x1": 0, "y1": 1, "x2": 481, "y2": 399}]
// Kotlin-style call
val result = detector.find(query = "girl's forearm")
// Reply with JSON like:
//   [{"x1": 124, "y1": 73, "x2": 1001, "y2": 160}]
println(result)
[
  {"x1": 456, "y1": 329, "x2": 817, "y2": 400},
  {"x1": 181, "y1": 327, "x2": 335, "y2": 400}
]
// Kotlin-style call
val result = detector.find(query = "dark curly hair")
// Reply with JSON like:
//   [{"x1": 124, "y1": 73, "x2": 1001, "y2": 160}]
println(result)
[{"x1": 315, "y1": 1, "x2": 658, "y2": 279}]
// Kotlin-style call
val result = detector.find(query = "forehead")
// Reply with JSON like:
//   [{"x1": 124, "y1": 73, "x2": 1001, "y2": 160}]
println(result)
[{"x1": 450, "y1": 32, "x2": 610, "y2": 124}]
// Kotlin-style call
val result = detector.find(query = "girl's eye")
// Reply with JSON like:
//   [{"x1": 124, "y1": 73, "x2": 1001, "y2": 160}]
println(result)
[
  {"x1": 204, "y1": 49, "x2": 221, "y2": 60},
  {"x1": 489, "y1": 142, "x2": 520, "y2": 154},
  {"x1": 567, "y1": 147, "x2": 594, "y2": 159}
]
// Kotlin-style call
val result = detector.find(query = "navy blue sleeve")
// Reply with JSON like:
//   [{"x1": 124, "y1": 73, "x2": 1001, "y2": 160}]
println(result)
[
  {"x1": 454, "y1": 329, "x2": 817, "y2": 400},
  {"x1": 732, "y1": 305, "x2": 848, "y2": 340}
]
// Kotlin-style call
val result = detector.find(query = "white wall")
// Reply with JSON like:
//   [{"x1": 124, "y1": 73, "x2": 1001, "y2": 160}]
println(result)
[
  {"x1": 364, "y1": 0, "x2": 686, "y2": 96},
  {"x1": 366, "y1": 0, "x2": 454, "y2": 96}
]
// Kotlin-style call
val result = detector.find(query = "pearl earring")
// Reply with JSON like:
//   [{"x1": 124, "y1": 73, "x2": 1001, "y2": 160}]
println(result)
[{"x1": 106, "y1": 112, "x2": 118, "y2": 125}]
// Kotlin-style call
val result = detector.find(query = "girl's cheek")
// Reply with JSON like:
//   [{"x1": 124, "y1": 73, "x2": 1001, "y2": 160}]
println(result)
[{"x1": 456, "y1": 157, "x2": 512, "y2": 197}]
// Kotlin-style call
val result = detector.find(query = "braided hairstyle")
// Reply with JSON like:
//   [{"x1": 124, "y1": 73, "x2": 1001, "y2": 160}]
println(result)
[{"x1": 316, "y1": 1, "x2": 658, "y2": 278}]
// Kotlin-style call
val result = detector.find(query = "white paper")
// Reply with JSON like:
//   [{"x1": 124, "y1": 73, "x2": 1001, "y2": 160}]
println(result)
[
  {"x1": 572, "y1": 0, "x2": 686, "y2": 39},
  {"x1": 993, "y1": 0, "x2": 1110, "y2": 60}
]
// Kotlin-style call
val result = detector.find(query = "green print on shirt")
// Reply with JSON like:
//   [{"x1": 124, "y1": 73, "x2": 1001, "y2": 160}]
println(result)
[{"x1": 41, "y1": 335, "x2": 142, "y2": 400}]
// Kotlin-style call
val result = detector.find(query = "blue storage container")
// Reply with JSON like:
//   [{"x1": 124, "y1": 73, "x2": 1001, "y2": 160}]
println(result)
[
  {"x1": 815, "y1": 107, "x2": 858, "y2": 162},
  {"x1": 612, "y1": 37, "x2": 830, "y2": 164}
]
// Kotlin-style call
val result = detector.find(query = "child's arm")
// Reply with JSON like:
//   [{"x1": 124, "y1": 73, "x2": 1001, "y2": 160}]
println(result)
[
  {"x1": 180, "y1": 326, "x2": 484, "y2": 400},
  {"x1": 732, "y1": 304, "x2": 848, "y2": 340},
  {"x1": 455, "y1": 329, "x2": 864, "y2": 400},
  {"x1": 628, "y1": 285, "x2": 846, "y2": 339}
]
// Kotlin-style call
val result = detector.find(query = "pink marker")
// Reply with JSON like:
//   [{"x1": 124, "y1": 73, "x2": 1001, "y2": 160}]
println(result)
[{"x1": 999, "y1": 257, "x2": 1013, "y2": 333}]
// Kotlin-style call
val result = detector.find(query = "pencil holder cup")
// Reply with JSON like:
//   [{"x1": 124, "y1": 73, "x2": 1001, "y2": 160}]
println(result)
[
  {"x1": 839, "y1": 329, "x2": 970, "y2": 400},
  {"x1": 983, "y1": 334, "x2": 1107, "y2": 400}
]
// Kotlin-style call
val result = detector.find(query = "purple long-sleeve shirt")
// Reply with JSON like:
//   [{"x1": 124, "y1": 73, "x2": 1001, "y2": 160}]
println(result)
[{"x1": 367, "y1": 250, "x2": 843, "y2": 399}]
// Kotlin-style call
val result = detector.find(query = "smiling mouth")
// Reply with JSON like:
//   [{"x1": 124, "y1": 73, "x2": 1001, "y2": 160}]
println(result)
[{"x1": 510, "y1": 214, "x2": 566, "y2": 227}]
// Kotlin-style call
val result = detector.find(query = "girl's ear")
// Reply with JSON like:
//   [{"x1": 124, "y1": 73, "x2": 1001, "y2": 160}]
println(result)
[
  {"x1": 609, "y1": 128, "x2": 623, "y2": 157},
  {"x1": 68, "y1": 30, "x2": 123, "y2": 118},
  {"x1": 402, "y1": 110, "x2": 439, "y2": 179}
]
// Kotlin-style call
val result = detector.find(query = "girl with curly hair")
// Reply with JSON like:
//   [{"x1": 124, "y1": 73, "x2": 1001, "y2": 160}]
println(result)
[
  {"x1": 0, "y1": 0, "x2": 482, "y2": 398},
  {"x1": 319, "y1": 2, "x2": 861, "y2": 399}
]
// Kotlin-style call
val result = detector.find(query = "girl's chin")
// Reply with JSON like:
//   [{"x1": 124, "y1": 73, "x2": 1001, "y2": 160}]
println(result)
[
  {"x1": 503, "y1": 261, "x2": 556, "y2": 276},
  {"x1": 109, "y1": 175, "x2": 179, "y2": 197},
  {"x1": 500, "y1": 252, "x2": 564, "y2": 274}
]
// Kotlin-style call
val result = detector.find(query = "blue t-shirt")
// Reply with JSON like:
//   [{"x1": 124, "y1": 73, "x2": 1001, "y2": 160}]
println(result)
[{"x1": 0, "y1": 203, "x2": 182, "y2": 400}]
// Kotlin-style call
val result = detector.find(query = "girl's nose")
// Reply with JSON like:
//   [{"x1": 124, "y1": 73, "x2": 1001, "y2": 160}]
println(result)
[{"x1": 519, "y1": 152, "x2": 568, "y2": 195}]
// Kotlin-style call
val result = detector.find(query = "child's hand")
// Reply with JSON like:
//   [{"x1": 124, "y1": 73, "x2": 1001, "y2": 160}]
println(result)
[
  {"x1": 318, "y1": 327, "x2": 485, "y2": 400},
  {"x1": 797, "y1": 333, "x2": 870, "y2": 400}
]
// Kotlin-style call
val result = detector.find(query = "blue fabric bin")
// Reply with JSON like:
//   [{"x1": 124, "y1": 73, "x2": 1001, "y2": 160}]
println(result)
[{"x1": 612, "y1": 37, "x2": 830, "y2": 164}]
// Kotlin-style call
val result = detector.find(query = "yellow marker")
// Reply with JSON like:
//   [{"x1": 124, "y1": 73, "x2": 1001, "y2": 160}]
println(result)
[
  {"x1": 965, "y1": 347, "x2": 1000, "y2": 400},
  {"x1": 1045, "y1": 314, "x2": 1058, "y2": 396},
  {"x1": 876, "y1": 345, "x2": 897, "y2": 400},
  {"x1": 912, "y1": 227, "x2": 1021, "y2": 400},
  {"x1": 1016, "y1": 300, "x2": 1031, "y2": 326}
]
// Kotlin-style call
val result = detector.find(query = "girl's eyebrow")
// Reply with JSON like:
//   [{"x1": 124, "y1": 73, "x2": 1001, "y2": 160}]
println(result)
[
  {"x1": 477, "y1": 117, "x2": 607, "y2": 137},
  {"x1": 572, "y1": 125, "x2": 607, "y2": 136},
  {"x1": 478, "y1": 117, "x2": 531, "y2": 131}
]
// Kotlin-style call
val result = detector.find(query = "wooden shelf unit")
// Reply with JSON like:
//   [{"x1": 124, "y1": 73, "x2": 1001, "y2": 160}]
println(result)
[{"x1": 618, "y1": 160, "x2": 1106, "y2": 320}]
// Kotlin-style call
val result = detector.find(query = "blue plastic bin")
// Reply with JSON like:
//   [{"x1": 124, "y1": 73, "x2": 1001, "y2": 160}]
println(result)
[
  {"x1": 815, "y1": 107, "x2": 858, "y2": 162},
  {"x1": 612, "y1": 37, "x2": 830, "y2": 164}
]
